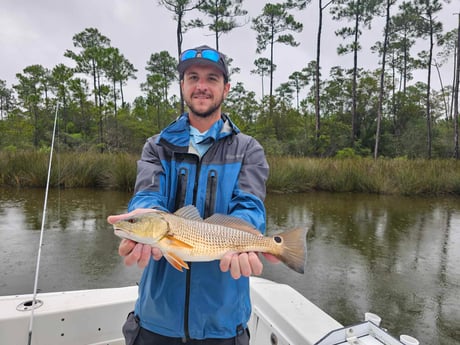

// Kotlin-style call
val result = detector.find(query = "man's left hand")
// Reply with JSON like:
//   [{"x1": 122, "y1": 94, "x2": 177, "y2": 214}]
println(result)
[{"x1": 220, "y1": 252, "x2": 279, "y2": 279}]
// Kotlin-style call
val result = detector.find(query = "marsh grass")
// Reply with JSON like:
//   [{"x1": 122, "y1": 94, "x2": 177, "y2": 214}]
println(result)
[
  {"x1": 267, "y1": 156, "x2": 460, "y2": 195},
  {"x1": 2, "y1": 151, "x2": 460, "y2": 195},
  {"x1": 100, "y1": 153, "x2": 138, "y2": 192},
  {"x1": 0, "y1": 151, "x2": 137, "y2": 190}
]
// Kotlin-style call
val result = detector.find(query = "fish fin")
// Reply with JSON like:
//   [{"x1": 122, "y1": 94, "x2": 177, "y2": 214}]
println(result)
[
  {"x1": 174, "y1": 205, "x2": 203, "y2": 221},
  {"x1": 205, "y1": 214, "x2": 260, "y2": 235},
  {"x1": 164, "y1": 252, "x2": 189, "y2": 271},
  {"x1": 165, "y1": 235, "x2": 194, "y2": 249},
  {"x1": 273, "y1": 228, "x2": 308, "y2": 274}
]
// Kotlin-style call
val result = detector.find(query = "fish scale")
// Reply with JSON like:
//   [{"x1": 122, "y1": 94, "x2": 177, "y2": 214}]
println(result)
[{"x1": 165, "y1": 215, "x2": 276, "y2": 257}]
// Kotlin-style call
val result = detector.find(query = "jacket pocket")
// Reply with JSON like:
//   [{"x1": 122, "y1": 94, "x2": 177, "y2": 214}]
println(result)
[
  {"x1": 204, "y1": 169, "x2": 217, "y2": 218},
  {"x1": 175, "y1": 167, "x2": 188, "y2": 211}
]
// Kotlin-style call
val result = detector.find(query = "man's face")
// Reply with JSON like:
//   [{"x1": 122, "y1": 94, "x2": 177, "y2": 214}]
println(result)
[{"x1": 181, "y1": 65, "x2": 230, "y2": 118}]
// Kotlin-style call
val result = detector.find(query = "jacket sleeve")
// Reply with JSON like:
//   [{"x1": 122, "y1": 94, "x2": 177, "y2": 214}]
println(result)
[
  {"x1": 128, "y1": 136, "x2": 169, "y2": 212},
  {"x1": 228, "y1": 136, "x2": 269, "y2": 234}
]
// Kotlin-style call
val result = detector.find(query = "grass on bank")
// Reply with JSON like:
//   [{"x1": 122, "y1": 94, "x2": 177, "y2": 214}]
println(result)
[
  {"x1": 267, "y1": 157, "x2": 460, "y2": 195},
  {"x1": 1, "y1": 151, "x2": 460, "y2": 196},
  {"x1": 0, "y1": 151, "x2": 137, "y2": 192}
]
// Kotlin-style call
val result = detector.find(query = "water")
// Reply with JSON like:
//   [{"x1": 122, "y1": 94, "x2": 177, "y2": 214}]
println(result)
[{"x1": 0, "y1": 188, "x2": 459, "y2": 344}]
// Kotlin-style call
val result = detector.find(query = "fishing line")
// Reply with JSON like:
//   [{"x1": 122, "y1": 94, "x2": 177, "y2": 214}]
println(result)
[{"x1": 27, "y1": 103, "x2": 60, "y2": 345}]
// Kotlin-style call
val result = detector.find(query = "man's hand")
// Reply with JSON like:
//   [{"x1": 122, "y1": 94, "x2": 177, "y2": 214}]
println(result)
[
  {"x1": 107, "y1": 209, "x2": 163, "y2": 268},
  {"x1": 220, "y1": 252, "x2": 280, "y2": 279}
]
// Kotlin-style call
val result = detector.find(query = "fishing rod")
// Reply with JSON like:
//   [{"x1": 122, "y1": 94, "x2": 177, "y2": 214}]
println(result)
[{"x1": 27, "y1": 103, "x2": 60, "y2": 345}]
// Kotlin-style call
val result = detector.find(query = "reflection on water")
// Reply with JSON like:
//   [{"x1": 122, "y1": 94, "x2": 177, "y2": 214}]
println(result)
[
  {"x1": 0, "y1": 188, "x2": 459, "y2": 344},
  {"x1": 0, "y1": 188, "x2": 144, "y2": 294},
  {"x1": 263, "y1": 193, "x2": 460, "y2": 345}
]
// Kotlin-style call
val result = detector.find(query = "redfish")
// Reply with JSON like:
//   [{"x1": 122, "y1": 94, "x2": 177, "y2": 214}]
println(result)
[{"x1": 113, "y1": 205, "x2": 307, "y2": 273}]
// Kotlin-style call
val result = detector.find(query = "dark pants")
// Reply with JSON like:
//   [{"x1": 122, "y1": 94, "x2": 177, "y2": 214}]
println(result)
[{"x1": 122, "y1": 312, "x2": 250, "y2": 345}]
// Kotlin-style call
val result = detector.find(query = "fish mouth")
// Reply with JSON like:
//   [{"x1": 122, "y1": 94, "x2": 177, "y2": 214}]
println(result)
[
  {"x1": 113, "y1": 228, "x2": 157, "y2": 246},
  {"x1": 114, "y1": 228, "x2": 129, "y2": 239}
]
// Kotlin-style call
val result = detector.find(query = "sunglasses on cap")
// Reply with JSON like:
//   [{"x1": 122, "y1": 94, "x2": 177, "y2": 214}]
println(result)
[{"x1": 180, "y1": 48, "x2": 222, "y2": 63}]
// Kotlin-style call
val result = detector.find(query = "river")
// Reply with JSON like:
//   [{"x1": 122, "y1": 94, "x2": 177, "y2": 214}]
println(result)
[{"x1": 0, "y1": 188, "x2": 458, "y2": 344}]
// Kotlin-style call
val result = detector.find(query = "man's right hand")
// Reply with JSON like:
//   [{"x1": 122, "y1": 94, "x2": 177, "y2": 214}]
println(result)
[
  {"x1": 107, "y1": 209, "x2": 163, "y2": 268},
  {"x1": 118, "y1": 239, "x2": 163, "y2": 268}
]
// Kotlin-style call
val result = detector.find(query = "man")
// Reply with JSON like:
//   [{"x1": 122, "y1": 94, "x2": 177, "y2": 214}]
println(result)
[{"x1": 107, "y1": 45, "x2": 276, "y2": 345}]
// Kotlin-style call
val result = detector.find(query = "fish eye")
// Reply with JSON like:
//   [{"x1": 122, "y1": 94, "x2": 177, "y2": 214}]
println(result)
[
  {"x1": 274, "y1": 236, "x2": 282, "y2": 244},
  {"x1": 127, "y1": 218, "x2": 137, "y2": 224}
]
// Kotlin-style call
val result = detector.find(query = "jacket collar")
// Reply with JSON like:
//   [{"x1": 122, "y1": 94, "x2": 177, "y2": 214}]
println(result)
[{"x1": 156, "y1": 113, "x2": 240, "y2": 148}]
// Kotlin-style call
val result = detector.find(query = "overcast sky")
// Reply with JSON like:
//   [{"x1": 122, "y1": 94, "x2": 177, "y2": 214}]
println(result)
[{"x1": 1, "y1": 0, "x2": 458, "y2": 103}]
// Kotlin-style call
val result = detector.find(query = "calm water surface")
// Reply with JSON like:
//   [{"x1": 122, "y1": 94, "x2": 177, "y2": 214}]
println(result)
[{"x1": 0, "y1": 188, "x2": 459, "y2": 345}]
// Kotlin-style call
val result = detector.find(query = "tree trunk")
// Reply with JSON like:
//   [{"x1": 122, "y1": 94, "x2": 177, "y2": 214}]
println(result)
[
  {"x1": 269, "y1": 25, "x2": 275, "y2": 118},
  {"x1": 91, "y1": 59, "x2": 98, "y2": 107},
  {"x1": 177, "y1": 11, "x2": 185, "y2": 114},
  {"x1": 351, "y1": 0, "x2": 360, "y2": 147},
  {"x1": 454, "y1": 14, "x2": 460, "y2": 159},
  {"x1": 113, "y1": 78, "x2": 118, "y2": 115},
  {"x1": 315, "y1": 0, "x2": 323, "y2": 150},
  {"x1": 374, "y1": 0, "x2": 391, "y2": 159},
  {"x1": 426, "y1": 13, "x2": 434, "y2": 159},
  {"x1": 119, "y1": 80, "x2": 125, "y2": 108}
]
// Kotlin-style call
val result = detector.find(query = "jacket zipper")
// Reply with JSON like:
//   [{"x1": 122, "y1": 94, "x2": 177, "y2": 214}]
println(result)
[
  {"x1": 184, "y1": 153, "x2": 201, "y2": 342},
  {"x1": 182, "y1": 262, "x2": 192, "y2": 342},
  {"x1": 182, "y1": 147, "x2": 217, "y2": 341}
]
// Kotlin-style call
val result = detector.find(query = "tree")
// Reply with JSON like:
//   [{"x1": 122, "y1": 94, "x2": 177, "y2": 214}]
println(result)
[
  {"x1": 454, "y1": 15, "x2": 460, "y2": 158},
  {"x1": 288, "y1": 69, "x2": 310, "y2": 110},
  {"x1": 14, "y1": 65, "x2": 50, "y2": 147},
  {"x1": 251, "y1": 57, "x2": 275, "y2": 99},
  {"x1": 103, "y1": 47, "x2": 137, "y2": 112},
  {"x1": 276, "y1": 82, "x2": 295, "y2": 107},
  {"x1": 389, "y1": 2, "x2": 421, "y2": 96},
  {"x1": 143, "y1": 51, "x2": 178, "y2": 129},
  {"x1": 68, "y1": 77, "x2": 92, "y2": 139},
  {"x1": 191, "y1": 0, "x2": 248, "y2": 50},
  {"x1": 252, "y1": 2, "x2": 303, "y2": 116},
  {"x1": 51, "y1": 64, "x2": 74, "y2": 142},
  {"x1": 286, "y1": 0, "x2": 332, "y2": 150},
  {"x1": 373, "y1": 0, "x2": 396, "y2": 159},
  {"x1": 437, "y1": 28, "x2": 458, "y2": 120},
  {"x1": 64, "y1": 28, "x2": 112, "y2": 150},
  {"x1": 224, "y1": 81, "x2": 258, "y2": 129},
  {"x1": 252, "y1": 2, "x2": 303, "y2": 99},
  {"x1": 415, "y1": 0, "x2": 445, "y2": 159},
  {"x1": 158, "y1": 0, "x2": 204, "y2": 113},
  {"x1": 331, "y1": 0, "x2": 382, "y2": 146},
  {"x1": 0, "y1": 80, "x2": 14, "y2": 120},
  {"x1": 102, "y1": 47, "x2": 137, "y2": 115},
  {"x1": 64, "y1": 28, "x2": 111, "y2": 108},
  {"x1": 314, "y1": 0, "x2": 332, "y2": 146},
  {"x1": 145, "y1": 51, "x2": 177, "y2": 103},
  {"x1": 320, "y1": 66, "x2": 353, "y2": 118},
  {"x1": 51, "y1": 64, "x2": 73, "y2": 107}
]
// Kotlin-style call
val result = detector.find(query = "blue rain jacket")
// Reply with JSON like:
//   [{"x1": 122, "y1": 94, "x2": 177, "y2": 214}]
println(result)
[{"x1": 127, "y1": 113, "x2": 269, "y2": 340}]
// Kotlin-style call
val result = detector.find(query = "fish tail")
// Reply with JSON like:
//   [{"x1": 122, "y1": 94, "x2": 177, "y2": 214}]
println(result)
[{"x1": 275, "y1": 227, "x2": 307, "y2": 274}]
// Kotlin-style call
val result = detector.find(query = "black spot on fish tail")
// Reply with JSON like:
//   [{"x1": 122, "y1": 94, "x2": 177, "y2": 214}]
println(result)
[{"x1": 275, "y1": 227, "x2": 307, "y2": 274}]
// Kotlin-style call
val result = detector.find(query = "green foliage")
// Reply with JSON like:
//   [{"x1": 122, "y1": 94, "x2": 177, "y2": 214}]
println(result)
[
  {"x1": 1, "y1": 4, "x2": 458, "y2": 160},
  {"x1": 2, "y1": 152, "x2": 460, "y2": 196},
  {"x1": 251, "y1": 2, "x2": 303, "y2": 100},
  {"x1": 335, "y1": 147, "x2": 358, "y2": 158},
  {"x1": 192, "y1": 0, "x2": 248, "y2": 48},
  {"x1": 0, "y1": 115, "x2": 34, "y2": 149}
]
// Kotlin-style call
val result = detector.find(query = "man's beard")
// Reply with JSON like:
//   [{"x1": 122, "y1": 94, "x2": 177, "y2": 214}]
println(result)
[{"x1": 186, "y1": 93, "x2": 224, "y2": 118}]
